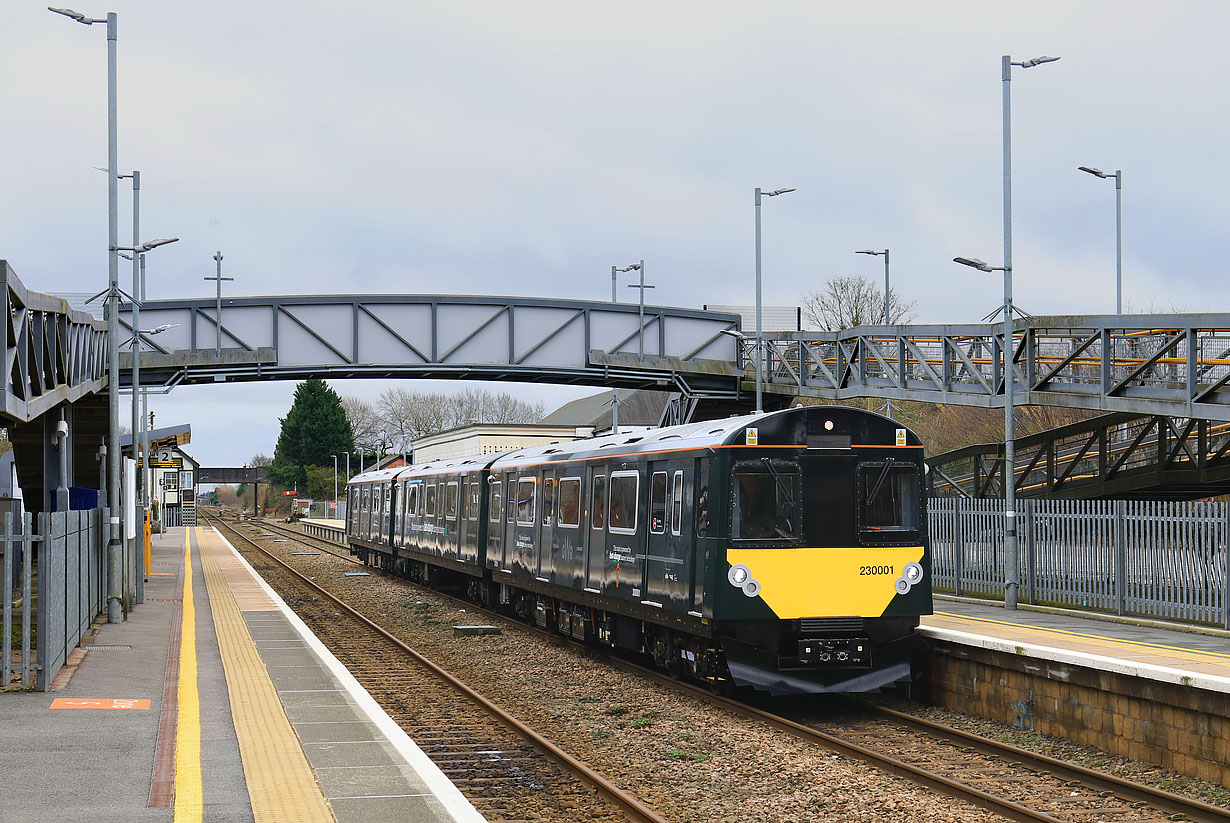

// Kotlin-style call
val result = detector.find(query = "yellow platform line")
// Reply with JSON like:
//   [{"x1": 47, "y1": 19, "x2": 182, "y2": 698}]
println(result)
[
  {"x1": 197, "y1": 528, "x2": 336, "y2": 823},
  {"x1": 931, "y1": 611, "x2": 1230, "y2": 664},
  {"x1": 174, "y1": 530, "x2": 203, "y2": 822}
]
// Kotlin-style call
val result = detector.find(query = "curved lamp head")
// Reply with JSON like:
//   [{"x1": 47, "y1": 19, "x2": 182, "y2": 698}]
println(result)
[{"x1": 953, "y1": 256, "x2": 993, "y2": 272}]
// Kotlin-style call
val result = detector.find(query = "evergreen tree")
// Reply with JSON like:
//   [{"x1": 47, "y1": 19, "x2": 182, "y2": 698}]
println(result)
[{"x1": 270, "y1": 379, "x2": 355, "y2": 489}]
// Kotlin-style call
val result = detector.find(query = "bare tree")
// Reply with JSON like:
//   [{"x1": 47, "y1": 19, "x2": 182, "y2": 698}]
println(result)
[
  {"x1": 350, "y1": 386, "x2": 548, "y2": 454},
  {"x1": 342, "y1": 396, "x2": 382, "y2": 454},
  {"x1": 249, "y1": 452, "x2": 272, "y2": 467},
  {"x1": 801, "y1": 275, "x2": 917, "y2": 331}
]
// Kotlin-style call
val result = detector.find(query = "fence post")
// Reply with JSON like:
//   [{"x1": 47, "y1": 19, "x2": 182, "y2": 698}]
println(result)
[
  {"x1": 1223, "y1": 501, "x2": 1229, "y2": 630},
  {"x1": 1025, "y1": 499, "x2": 1037, "y2": 604},
  {"x1": 1116, "y1": 500, "x2": 1127, "y2": 616},
  {"x1": 954, "y1": 500, "x2": 965, "y2": 597},
  {"x1": 22, "y1": 512, "x2": 33, "y2": 688},
  {"x1": 2, "y1": 511, "x2": 11, "y2": 689}
]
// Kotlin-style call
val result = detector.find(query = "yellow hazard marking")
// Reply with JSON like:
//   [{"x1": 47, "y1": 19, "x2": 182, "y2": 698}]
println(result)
[
  {"x1": 174, "y1": 530, "x2": 203, "y2": 822},
  {"x1": 728, "y1": 546, "x2": 924, "y2": 618},
  {"x1": 198, "y1": 528, "x2": 335, "y2": 822},
  {"x1": 932, "y1": 611, "x2": 1230, "y2": 661}
]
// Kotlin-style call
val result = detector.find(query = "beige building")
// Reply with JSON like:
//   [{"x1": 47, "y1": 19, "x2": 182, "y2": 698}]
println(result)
[{"x1": 412, "y1": 423, "x2": 593, "y2": 462}]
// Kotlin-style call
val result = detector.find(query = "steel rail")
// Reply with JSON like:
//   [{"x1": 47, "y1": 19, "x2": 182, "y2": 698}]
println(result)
[
  {"x1": 867, "y1": 703, "x2": 1230, "y2": 823},
  {"x1": 203, "y1": 513, "x2": 668, "y2": 823}
]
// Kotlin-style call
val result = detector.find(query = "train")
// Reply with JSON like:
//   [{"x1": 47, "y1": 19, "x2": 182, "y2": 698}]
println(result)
[{"x1": 345, "y1": 405, "x2": 932, "y2": 695}]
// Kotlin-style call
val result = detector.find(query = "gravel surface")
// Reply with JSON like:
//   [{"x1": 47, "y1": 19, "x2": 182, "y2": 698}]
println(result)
[
  {"x1": 864, "y1": 693, "x2": 1230, "y2": 810},
  {"x1": 225, "y1": 521, "x2": 1007, "y2": 823}
]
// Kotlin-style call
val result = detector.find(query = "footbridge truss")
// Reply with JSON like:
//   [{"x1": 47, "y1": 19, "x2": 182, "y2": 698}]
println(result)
[
  {"x1": 118, "y1": 295, "x2": 742, "y2": 397},
  {"x1": 0, "y1": 261, "x2": 106, "y2": 423},
  {"x1": 927, "y1": 412, "x2": 1230, "y2": 501},
  {"x1": 745, "y1": 315, "x2": 1230, "y2": 422}
]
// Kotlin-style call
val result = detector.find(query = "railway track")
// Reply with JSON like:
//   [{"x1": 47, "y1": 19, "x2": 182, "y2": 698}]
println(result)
[
  {"x1": 611, "y1": 661, "x2": 1230, "y2": 823},
  {"x1": 203, "y1": 512, "x2": 666, "y2": 823},
  {"x1": 204, "y1": 510, "x2": 1230, "y2": 823}
]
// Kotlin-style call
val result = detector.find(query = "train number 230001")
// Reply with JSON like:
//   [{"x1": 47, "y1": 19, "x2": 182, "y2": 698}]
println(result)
[{"x1": 859, "y1": 565, "x2": 895, "y2": 576}]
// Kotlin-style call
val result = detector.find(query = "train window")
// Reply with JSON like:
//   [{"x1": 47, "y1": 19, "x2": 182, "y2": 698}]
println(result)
[
  {"x1": 650, "y1": 472, "x2": 668, "y2": 534},
  {"x1": 732, "y1": 462, "x2": 798, "y2": 541},
  {"x1": 671, "y1": 471, "x2": 684, "y2": 536},
  {"x1": 557, "y1": 478, "x2": 581, "y2": 527},
  {"x1": 696, "y1": 460, "x2": 709, "y2": 537},
  {"x1": 609, "y1": 471, "x2": 639, "y2": 534},
  {"x1": 516, "y1": 478, "x2": 536, "y2": 525},
  {"x1": 445, "y1": 481, "x2": 459, "y2": 519},
  {"x1": 858, "y1": 461, "x2": 920, "y2": 534},
  {"x1": 425, "y1": 483, "x2": 437, "y2": 517},
  {"x1": 591, "y1": 475, "x2": 606, "y2": 530},
  {"x1": 467, "y1": 483, "x2": 480, "y2": 521},
  {"x1": 407, "y1": 484, "x2": 419, "y2": 520},
  {"x1": 489, "y1": 480, "x2": 503, "y2": 522},
  {"x1": 543, "y1": 476, "x2": 555, "y2": 525}
]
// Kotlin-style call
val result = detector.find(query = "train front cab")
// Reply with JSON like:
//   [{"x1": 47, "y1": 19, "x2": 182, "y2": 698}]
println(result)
[{"x1": 711, "y1": 406, "x2": 932, "y2": 695}]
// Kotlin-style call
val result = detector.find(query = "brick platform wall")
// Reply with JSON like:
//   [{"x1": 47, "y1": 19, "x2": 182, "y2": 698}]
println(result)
[{"x1": 924, "y1": 640, "x2": 1229, "y2": 786}]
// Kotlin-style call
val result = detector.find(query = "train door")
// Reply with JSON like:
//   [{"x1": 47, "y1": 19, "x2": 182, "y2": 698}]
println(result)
[
  {"x1": 645, "y1": 463, "x2": 692, "y2": 607},
  {"x1": 462, "y1": 479, "x2": 480, "y2": 564},
  {"x1": 512, "y1": 475, "x2": 537, "y2": 576},
  {"x1": 487, "y1": 476, "x2": 504, "y2": 570},
  {"x1": 644, "y1": 466, "x2": 670, "y2": 603},
  {"x1": 539, "y1": 472, "x2": 555, "y2": 580},
  {"x1": 692, "y1": 458, "x2": 712, "y2": 614},
  {"x1": 348, "y1": 486, "x2": 359, "y2": 535},
  {"x1": 553, "y1": 472, "x2": 583, "y2": 587},
  {"x1": 405, "y1": 481, "x2": 420, "y2": 551},
  {"x1": 585, "y1": 470, "x2": 607, "y2": 591},
  {"x1": 605, "y1": 468, "x2": 642, "y2": 599},
  {"x1": 424, "y1": 480, "x2": 438, "y2": 555},
  {"x1": 443, "y1": 478, "x2": 460, "y2": 560}
]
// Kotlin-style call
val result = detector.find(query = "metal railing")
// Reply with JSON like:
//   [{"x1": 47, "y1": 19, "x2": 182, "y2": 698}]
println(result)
[
  {"x1": 930, "y1": 498, "x2": 1230, "y2": 628},
  {"x1": 2, "y1": 508, "x2": 107, "y2": 691}
]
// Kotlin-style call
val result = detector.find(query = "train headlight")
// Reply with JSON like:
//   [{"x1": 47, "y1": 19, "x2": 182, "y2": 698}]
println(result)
[
  {"x1": 894, "y1": 577, "x2": 911, "y2": 595},
  {"x1": 903, "y1": 561, "x2": 924, "y2": 584},
  {"x1": 728, "y1": 564, "x2": 751, "y2": 587},
  {"x1": 742, "y1": 578, "x2": 761, "y2": 598}
]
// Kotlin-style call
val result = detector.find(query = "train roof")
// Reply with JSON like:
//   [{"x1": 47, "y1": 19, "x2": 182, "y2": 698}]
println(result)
[
  {"x1": 486, "y1": 408, "x2": 770, "y2": 471},
  {"x1": 347, "y1": 405, "x2": 916, "y2": 484}
]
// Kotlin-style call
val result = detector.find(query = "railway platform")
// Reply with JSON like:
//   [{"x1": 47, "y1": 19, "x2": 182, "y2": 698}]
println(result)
[
  {"x1": 0, "y1": 526, "x2": 485, "y2": 823},
  {"x1": 920, "y1": 597, "x2": 1229, "y2": 786}
]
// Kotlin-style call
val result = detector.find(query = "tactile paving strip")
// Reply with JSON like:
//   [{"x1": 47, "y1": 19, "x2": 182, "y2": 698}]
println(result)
[{"x1": 197, "y1": 528, "x2": 336, "y2": 823}]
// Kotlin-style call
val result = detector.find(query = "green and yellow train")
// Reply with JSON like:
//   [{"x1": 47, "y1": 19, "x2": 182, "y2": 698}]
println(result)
[{"x1": 347, "y1": 405, "x2": 932, "y2": 695}]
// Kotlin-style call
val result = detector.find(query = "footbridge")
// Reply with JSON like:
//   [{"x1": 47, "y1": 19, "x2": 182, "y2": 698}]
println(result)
[
  {"x1": 926, "y1": 412, "x2": 1230, "y2": 501},
  {"x1": 115, "y1": 302, "x2": 1230, "y2": 425},
  {"x1": 746, "y1": 316, "x2": 1230, "y2": 422}
]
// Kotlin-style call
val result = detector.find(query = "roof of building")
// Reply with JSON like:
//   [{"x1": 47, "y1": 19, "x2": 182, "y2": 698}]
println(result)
[
  {"x1": 538, "y1": 389, "x2": 671, "y2": 429},
  {"x1": 120, "y1": 424, "x2": 191, "y2": 450}
]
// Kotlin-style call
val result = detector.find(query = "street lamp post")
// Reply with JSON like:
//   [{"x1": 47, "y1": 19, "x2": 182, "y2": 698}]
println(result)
[
  {"x1": 204, "y1": 251, "x2": 233, "y2": 355},
  {"x1": 621, "y1": 261, "x2": 653, "y2": 360},
  {"x1": 1078, "y1": 166, "x2": 1123, "y2": 313},
  {"x1": 611, "y1": 261, "x2": 641, "y2": 434},
  {"x1": 857, "y1": 248, "x2": 894, "y2": 419},
  {"x1": 753, "y1": 187, "x2": 796, "y2": 413},
  {"x1": 993, "y1": 53, "x2": 1059, "y2": 610},
  {"x1": 855, "y1": 249, "x2": 891, "y2": 323},
  {"x1": 51, "y1": 5, "x2": 125, "y2": 622}
]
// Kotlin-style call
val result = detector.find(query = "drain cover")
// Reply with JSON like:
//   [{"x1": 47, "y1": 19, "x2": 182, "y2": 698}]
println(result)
[{"x1": 85, "y1": 645, "x2": 132, "y2": 651}]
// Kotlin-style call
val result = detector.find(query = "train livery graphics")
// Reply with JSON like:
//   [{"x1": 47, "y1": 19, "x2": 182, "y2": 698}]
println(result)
[{"x1": 346, "y1": 406, "x2": 932, "y2": 695}]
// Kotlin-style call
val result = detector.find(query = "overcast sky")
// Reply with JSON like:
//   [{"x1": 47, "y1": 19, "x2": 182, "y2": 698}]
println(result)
[{"x1": 4, "y1": 1, "x2": 1228, "y2": 467}]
